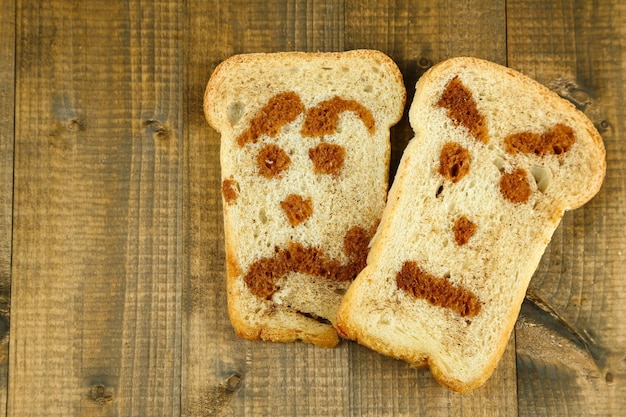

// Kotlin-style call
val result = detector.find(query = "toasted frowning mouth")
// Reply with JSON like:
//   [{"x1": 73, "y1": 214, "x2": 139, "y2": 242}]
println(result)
[{"x1": 243, "y1": 226, "x2": 371, "y2": 299}]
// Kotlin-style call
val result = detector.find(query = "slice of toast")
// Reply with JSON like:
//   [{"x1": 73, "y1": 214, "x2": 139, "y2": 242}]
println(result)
[
  {"x1": 204, "y1": 50, "x2": 406, "y2": 347},
  {"x1": 336, "y1": 57, "x2": 605, "y2": 388}
]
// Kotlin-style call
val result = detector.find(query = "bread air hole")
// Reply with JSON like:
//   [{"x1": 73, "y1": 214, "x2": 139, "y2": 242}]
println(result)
[
  {"x1": 259, "y1": 208, "x2": 268, "y2": 224},
  {"x1": 227, "y1": 101, "x2": 245, "y2": 126},
  {"x1": 377, "y1": 317, "x2": 390, "y2": 326},
  {"x1": 530, "y1": 165, "x2": 551, "y2": 192}
]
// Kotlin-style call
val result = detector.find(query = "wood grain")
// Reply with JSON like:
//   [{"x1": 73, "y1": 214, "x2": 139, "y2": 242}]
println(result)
[
  {"x1": 9, "y1": 1, "x2": 183, "y2": 415},
  {"x1": 2, "y1": 0, "x2": 624, "y2": 415},
  {"x1": 507, "y1": 0, "x2": 626, "y2": 415},
  {"x1": 343, "y1": 2, "x2": 517, "y2": 415},
  {"x1": 185, "y1": 1, "x2": 518, "y2": 416},
  {"x1": 345, "y1": 0, "x2": 507, "y2": 180},
  {"x1": 184, "y1": 2, "x2": 351, "y2": 416},
  {"x1": 0, "y1": 0, "x2": 16, "y2": 413}
]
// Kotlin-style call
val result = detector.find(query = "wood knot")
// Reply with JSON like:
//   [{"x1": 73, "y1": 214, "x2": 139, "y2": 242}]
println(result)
[
  {"x1": 88, "y1": 384, "x2": 113, "y2": 404},
  {"x1": 143, "y1": 119, "x2": 170, "y2": 140},
  {"x1": 598, "y1": 119, "x2": 611, "y2": 134},
  {"x1": 418, "y1": 56, "x2": 431, "y2": 69},
  {"x1": 548, "y1": 77, "x2": 609, "y2": 134},
  {"x1": 66, "y1": 118, "x2": 85, "y2": 132},
  {"x1": 224, "y1": 372, "x2": 242, "y2": 392}
]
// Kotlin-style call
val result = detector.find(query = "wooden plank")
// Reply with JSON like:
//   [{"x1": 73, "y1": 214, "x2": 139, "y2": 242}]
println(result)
[
  {"x1": 184, "y1": 1, "x2": 352, "y2": 416},
  {"x1": 9, "y1": 1, "x2": 183, "y2": 415},
  {"x1": 343, "y1": 1, "x2": 517, "y2": 416},
  {"x1": 0, "y1": 0, "x2": 16, "y2": 413},
  {"x1": 507, "y1": 0, "x2": 626, "y2": 415},
  {"x1": 516, "y1": 302, "x2": 612, "y2": 417},
  {"x1": 346, "y1": 0, "x2": 507, "y2": 178},
  {"x1": 186, "y1": 1, "x2": 518, "y2": 416}
]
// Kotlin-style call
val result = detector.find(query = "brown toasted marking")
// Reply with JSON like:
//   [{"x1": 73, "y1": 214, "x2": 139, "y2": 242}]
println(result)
[
  {"x1": 453, "y1": 216, "x2": 477, "y2": 246},
  {"x1": 505, "y1": 123, "x2": 575, "y2": 156},
  {"x1": 340, "y1": 226, "x2": 370, "y2": 280},
  {"x1": 439, "y1": 142, "x2": 471, "y2": 183},
  {"x1": 438, "y1": 76, "x2": 489, "y2": 144},
  {"x1": 221, "y1": 179, "x2": 238, "y2": 204},
  {"x1": 280, "y1": 194, "x2": 313, "y2": 226},
  {"x1": 257, "y1": 144, "x2": 291, "y2": 178},
  {"x1": 309, "y1": 142, "x2": 346, "y2": 175},
  {"x1": 396, "y1": 261, "x2": 481, "y2": 318},
  {"x1": 344, "y1": 226, "x2": 369, "y2": 258},
  {"x1": 500, "y1": 168, "x2": 532, "y2": 204},
  {"x1": 301, "y1": 96, "x2": 375, "y2": 137},
  {"x1": 281, "y1": 242, "x2": 336, "y2": 279},
  {"x1": 244, "y1": 257, "x2": 285, "y2": 299},
  {"x1": 236, "y1": 92, "x2": 305, "y2": 146},
  {"x1": 244, "y1": 226, "x2": 372, "y2": 299}
]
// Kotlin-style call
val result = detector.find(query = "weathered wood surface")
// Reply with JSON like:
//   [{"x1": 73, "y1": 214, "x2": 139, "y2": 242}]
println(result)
[
  {"x1": 508, "y1": 1, "x2": 626, "y2": 416},
  {"x1": 0, "y1": 0, "x2": 16, "y2": 413},
  {"x1": 9, "y1": 1, "x2": 183, "y2": 416},
  {"x1": 1, "y1": 0, "x2": 623, "y2": 415}
]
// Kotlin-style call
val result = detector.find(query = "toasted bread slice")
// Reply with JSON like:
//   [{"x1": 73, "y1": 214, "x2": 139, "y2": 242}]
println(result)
[
  {"x1": 336, "y1": 57, "x2": 605, "y2": 388},
  {"x1": 204, "y1": 50, "x2": 406, "y2": 347}
]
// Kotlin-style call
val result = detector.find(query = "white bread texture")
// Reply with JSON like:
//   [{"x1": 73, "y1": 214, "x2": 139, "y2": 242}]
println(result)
[
  {"x1": 204, "y1": 50, "x2": 406, "y2": 347},
  {"x1": 336, "y1": 57, "x2": 606, "y2": 390}
]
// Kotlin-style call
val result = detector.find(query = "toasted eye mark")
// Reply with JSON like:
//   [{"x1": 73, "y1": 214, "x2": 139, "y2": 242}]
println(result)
[
  {"x1": 237, "y1": 92, "x2": 305, "y2": 146},
  {"x1": 439, "y1": 142, "x2": 470, "y2": 183},
  {"x1": 221, "y1": 178, "x2": 239, "y2": 204},
  {"x1": 257, "y1": 144, "x2": 291, "y2": 178},
  {"x1": 309, "y1": 143, "x2": 346, "y2": 175},
  {"x1": 505, "y1": 123, "x2": 575, "y2": 157},
  {"x1": 500, "y1": 168, "x2": 532, "y2": 204},
  {"x1": 301, "y1": 96, "x2": 375, "y2": 137},
  {"x1": 396, "y1": 261, "x2": 481, "y2": 318},
  {"x1": 453, "y1": 216, "x2": 477, "y2": 246},
  {"x1": 280, "y1": 194, "x2": 313, "y2": 226},
  {"x1": 438, "y1": 76, "x2": 489, "y2": 144}
]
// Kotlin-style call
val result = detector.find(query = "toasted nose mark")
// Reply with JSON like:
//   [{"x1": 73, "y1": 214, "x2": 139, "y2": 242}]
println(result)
[
  {"x1": 309, "y1": 142, "x2": 345, "y2": 175},
  {"x1": 280, "y1": 194, "x2": 313, "y2": 226}
]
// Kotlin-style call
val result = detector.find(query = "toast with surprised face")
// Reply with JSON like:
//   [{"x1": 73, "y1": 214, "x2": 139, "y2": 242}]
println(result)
[
  {"x1": 336, "y1": 57, "x2": 605, "y2": 389},
  {"x1": 204, "y1": 50, "x2": 405, "y2": 347}
]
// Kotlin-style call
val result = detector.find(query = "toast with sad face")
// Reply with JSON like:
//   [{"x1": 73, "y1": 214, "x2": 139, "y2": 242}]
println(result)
[
  {"x1": 204, "y1": 50, "x2": 405, "y2": 347},
  {"x1": 336, "y1": 57, "x2": 605, "y2": 390}
]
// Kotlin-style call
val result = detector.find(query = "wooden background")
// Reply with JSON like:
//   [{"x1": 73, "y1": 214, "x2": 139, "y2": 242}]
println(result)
[{"x1": 0, "y1": 0, "x2": 624, "y2": 415}]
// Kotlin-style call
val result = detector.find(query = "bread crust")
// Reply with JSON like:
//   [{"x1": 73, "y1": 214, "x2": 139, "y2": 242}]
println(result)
[
  {"x1": 413, "y1": 57, "x2": 605, "y2": 209},
  {"x1": 205, "y1": 50, "x2": 405, "y2": 347},
  {"x1": 205, "y1": 50, "x2": 405, "y2": 132},
  {"x1": 337, "y1": 57, "x2": 605, "y2": 390}
]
